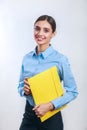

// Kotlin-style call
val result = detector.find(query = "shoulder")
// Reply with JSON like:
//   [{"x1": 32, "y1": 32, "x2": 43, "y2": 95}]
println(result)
[
  {"x1": 25, "y1": 51, "x2": 34, "y2": 57},
  {"x1": 54, "y1": 49, "x2": 69, "y2": 63},
  {"x1": 22, "y1": 51, "x2": 34, "y2": 62}
]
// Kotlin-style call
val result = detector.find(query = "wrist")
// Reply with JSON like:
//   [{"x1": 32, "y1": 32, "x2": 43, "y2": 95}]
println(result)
[{"x1": 48, "y1": 102, "x2": 55, "y2": 111}]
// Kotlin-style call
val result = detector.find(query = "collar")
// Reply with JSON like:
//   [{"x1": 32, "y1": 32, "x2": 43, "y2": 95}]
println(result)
[{"x1": 32, "y1": 45, "x2": 54, "y2": 59}]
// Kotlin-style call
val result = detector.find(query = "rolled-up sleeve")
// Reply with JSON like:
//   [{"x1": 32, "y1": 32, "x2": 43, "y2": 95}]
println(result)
[
  {"x1": 51, "y1": 56, "x2": 78, "y2": 109},
  {"x1": 18, "y1": 81, "x2": 25, "y2": 96}
]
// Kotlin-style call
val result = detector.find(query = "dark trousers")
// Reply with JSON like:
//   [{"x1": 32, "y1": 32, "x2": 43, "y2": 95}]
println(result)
[{"x1": 19, "y1": 101, "x2": 64, "y2": 130}]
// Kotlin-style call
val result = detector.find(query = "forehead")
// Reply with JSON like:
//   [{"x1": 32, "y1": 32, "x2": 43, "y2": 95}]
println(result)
[{"x1": 34, "y1": 20, "x2": 52, "y2": 29}]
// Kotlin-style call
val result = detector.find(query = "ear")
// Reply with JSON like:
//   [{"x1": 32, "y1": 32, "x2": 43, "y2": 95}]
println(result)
[{"x1": 51, "y1": 31, "x2": 57, "y2": 38}]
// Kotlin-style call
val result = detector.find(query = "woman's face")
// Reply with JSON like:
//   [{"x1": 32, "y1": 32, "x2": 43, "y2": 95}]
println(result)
[{"x1": 34, "y1": 20, "x2": 55, "y2": 46}]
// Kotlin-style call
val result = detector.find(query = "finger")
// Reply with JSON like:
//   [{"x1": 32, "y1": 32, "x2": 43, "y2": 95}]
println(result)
[
  {"x1": 35, "y1": 111, "x2": 42, "y2": 117},
  {"x1": 37, "y1": 114, "x2": 42, "y2": 117},
  {"x1": 24, "y1": 85, "x2": 30, "y2": 92},
  {"x1": 24, "y1": 87, "x2": 31, "y2": 95},
  {"x1": 24, "y1": 78, "x2": 31, "y2": 87},
  {"x1": 24, "y1": 79, "x2": 30, "y2": 86},
  {"x1": 24, "y1": 84, "x2": 30, "y2": 89},
  {"x1": 32, "y1": 105, "x2": 40, "y2": 110},
  {"x1": 24, "y1": 87, "x2": 30, "y2": 92}
]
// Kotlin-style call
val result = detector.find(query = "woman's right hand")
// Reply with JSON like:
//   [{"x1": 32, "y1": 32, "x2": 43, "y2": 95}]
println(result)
[{"x1": 23, "y1": 78, "x2": 31, "y2": 95}]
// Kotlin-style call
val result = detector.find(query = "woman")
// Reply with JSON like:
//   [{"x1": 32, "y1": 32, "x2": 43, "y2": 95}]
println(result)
[{"x1": 18, "y1": 15, "x2": 78, "y2": 130}]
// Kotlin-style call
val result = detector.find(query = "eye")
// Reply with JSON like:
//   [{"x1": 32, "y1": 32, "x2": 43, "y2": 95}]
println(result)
[
  {"x1": 34, "y1": 26, "x2": 40, "y2": 31},
  {"x1": 44, "y1": 29, "x2": 49, "y2": 33}
]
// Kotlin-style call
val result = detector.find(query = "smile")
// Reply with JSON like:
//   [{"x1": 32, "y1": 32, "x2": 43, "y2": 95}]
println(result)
[{"x1": 35, "y1": 35, "x2": 45, "y2": 41}]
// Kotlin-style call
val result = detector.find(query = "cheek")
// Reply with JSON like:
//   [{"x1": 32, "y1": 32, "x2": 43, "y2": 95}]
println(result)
[
  {"x1": 34, "y1": 32, "x2": 37, "y2": 38},
  {"x1": 34, "y1": 31, "x2": 39, "y2": 36},
  {"x1": 46, "y1": 34, "x2": 52, "y2": 39}
]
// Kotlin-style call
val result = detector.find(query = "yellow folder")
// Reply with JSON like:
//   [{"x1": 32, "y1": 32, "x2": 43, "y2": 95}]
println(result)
[{"x1": 28, "y1": 66, "x2": 66, "y2": 122}]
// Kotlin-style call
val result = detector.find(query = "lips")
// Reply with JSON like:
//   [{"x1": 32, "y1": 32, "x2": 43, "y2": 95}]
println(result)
[
  {"x1": 35, "y1": 35, "x2": 45, "y2": 41},
  {"x1": 37, "y1": 38, "x2": 43, "y2": 41}
]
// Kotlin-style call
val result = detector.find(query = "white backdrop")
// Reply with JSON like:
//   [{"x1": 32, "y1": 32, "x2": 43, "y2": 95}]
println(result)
[{"x1": 0, "y1": 0, "x2": 87, "y2": 130}]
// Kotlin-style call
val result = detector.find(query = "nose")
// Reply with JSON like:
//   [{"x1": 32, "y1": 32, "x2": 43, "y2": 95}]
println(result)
[{"x1": 38, "y1": 29, "x2": 43, "y2": 35}]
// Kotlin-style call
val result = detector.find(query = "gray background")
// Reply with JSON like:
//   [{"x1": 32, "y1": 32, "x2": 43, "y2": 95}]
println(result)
[{"x1": 0, "y1": 0, "x2": 87, "y2": 130}]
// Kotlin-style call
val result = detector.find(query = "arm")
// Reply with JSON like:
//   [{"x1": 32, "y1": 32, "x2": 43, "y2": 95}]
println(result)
[
  {"x1": 18, "y1": 64, "x2": 54, "y2": 117},
  {"x1": 18, "y1": 64, "x2": 31, "y2": 97},
  {"x1": 33, "y1": 57, "x2": 78, "y2": 117},
  {"x1": 51, "y1": 56, "x2": 78, "y2": 109}
]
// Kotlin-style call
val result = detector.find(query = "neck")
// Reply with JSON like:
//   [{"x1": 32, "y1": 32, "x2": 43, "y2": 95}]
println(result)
[{"x1": 37, "y1": 44, "x2": 50, "y2": 54}]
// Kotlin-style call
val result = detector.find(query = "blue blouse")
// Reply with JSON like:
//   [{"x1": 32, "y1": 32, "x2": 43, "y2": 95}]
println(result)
[{"x1": 18, "y1": 45, "x2": 78, "y2": 109}]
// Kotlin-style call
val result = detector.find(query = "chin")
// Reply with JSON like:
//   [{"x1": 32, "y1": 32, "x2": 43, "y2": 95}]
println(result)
[{"x1": 36, "y1": 41, "x2": 45, "y2": 45}]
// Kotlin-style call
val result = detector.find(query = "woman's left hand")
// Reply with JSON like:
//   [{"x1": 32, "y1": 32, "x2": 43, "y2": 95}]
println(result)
[{"x1": 32, "y1": 102, "x2": 54, "y2": 117}]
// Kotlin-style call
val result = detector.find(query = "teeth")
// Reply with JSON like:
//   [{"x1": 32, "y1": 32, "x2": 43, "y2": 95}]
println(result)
[
  {"x1": 37, "y1": 38, "x2": 43, "y2": 41},
  {"x1": 36, "y1": 37, "x2": 44, "y2": 40},
  {"x1": 35, "y1": 35, "x2": 45, "y2": 41},
  {"x1": 38, "y1": 38, "x2": 42, "y2": 40},
  {"x1": 36, "y1": 35, "x2": 44, "y2": 38}
]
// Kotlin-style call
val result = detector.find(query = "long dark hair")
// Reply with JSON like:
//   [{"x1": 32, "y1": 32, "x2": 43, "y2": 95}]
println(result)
[{"x1": 34, "y1": 15, "x2": 56, "y2": 33}]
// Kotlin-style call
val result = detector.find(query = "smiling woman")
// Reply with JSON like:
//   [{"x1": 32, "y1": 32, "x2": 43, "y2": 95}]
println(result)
[
  {"x1": 18, "y1": 15, "x2": 78, "y2": 130},
  {"x1": 34, "y1": 21, "x2": 56, "y2": 54},
  {"x1": 0, "y1": 0, "x2": 86, "y2": 130},
  {"x1": 33, "y1": 15, "x2": 56, "y2": 54}
]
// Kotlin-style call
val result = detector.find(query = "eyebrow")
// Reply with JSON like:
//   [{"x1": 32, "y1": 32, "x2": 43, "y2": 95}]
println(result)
[{"x1": 34, "y1": 25, "x2": 50, "y2": 30}]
